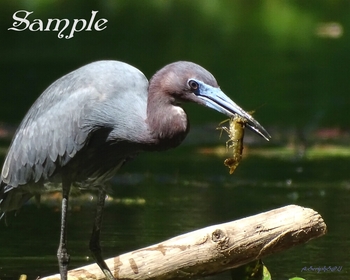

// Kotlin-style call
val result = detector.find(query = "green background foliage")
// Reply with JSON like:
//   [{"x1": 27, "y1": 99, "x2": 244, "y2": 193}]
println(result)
[{"x1": 1, "y1": 0, "x2": 349, "y2": 132}]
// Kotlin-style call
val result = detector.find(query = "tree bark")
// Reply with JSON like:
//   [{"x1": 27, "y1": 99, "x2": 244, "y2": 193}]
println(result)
[{"x1": 40, "y1": 204, "x2": 327, "y2": 280}]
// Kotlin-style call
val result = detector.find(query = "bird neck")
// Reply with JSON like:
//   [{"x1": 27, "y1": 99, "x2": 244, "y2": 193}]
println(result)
[{"x1": 146, "y1": 93, "x2": 189, "y2": 150}]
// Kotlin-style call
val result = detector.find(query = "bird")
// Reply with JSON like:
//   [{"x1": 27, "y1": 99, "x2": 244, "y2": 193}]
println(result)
[{"x1": 0, "y1": 60, "x2": 270, "y2": 280}]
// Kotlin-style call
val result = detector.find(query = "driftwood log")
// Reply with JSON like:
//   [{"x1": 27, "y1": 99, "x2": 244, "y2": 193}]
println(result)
[{"x1": 40, "y1": 204, "x2": 327, "y2": 280}]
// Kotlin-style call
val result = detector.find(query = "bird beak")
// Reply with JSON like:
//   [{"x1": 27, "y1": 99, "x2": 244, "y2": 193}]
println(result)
[{"x1": 195, "y1": 82, "x2": 271, "y2": 141}]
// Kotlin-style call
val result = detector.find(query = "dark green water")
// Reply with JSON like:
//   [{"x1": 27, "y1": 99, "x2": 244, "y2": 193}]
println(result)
[{"x1": 0, "y1": 145, "x2": 349, "y2": 280}]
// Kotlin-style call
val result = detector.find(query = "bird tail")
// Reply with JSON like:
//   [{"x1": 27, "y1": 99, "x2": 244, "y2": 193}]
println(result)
[
  {"x1": 0, "y1": 180, "x2": 35, "y2": 220},
  {"x1": 0, "y1": 180, "x2": 7, "y2": 220}
]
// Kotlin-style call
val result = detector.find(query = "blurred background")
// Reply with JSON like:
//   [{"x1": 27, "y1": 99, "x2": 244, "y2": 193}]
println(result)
[
  {"x1": 0, "y1": 1, "x2": 349, "y2": 280},
  {"x1": 1, "y1": 0, "x2": 350, "y2": 134}
]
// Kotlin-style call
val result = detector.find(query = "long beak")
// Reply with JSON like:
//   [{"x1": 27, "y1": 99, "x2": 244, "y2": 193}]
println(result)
[{"x1": 196, "y1": 82, "x2": 271, "y2": 141}]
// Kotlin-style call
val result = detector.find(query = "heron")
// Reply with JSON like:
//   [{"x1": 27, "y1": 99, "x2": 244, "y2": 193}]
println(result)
[{"x1": 0, "y1": 60, "x2": 270, "y2": 280}]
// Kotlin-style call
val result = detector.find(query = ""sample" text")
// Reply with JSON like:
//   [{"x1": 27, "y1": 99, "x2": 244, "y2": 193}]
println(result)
[{"x1": 8, "y1": 10, "x2": 108, "y2": 39}]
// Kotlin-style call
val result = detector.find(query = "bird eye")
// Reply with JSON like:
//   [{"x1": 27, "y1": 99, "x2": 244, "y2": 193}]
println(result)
[{"x1": 188, "y1": 80, "x2": 199, "y2": 90}]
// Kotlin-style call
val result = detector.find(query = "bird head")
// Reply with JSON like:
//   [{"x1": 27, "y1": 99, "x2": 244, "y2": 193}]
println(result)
[{"x1": 149, "y1": 61, "x2": 271, "y2": 141}]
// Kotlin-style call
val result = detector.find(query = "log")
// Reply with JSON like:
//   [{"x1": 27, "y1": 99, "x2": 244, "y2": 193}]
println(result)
[{"x1": 40, "y1": 204, "x2": 327, "y2": 280}]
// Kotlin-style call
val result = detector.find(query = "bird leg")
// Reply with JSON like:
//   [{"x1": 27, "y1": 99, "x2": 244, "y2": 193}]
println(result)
[
  {"x1": 57, "y1": 179, "x2": 71, "y2": 280},
  {"x1": 90, "y1": 188, "x2": 115, "y2": 280}
]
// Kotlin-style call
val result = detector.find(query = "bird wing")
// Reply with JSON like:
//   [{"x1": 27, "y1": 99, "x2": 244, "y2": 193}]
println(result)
[
  {"x1": 1, "y1": 86, "x2": 93, "y2": 189},
  {"x1": 1, "y1": 61, "x2": 149, "y2": 191}
]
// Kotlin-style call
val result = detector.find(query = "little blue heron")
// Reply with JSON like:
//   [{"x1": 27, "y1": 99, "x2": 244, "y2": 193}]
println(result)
[{"x1": 0, "y1": 60, "x2": 270, "y2": 280}]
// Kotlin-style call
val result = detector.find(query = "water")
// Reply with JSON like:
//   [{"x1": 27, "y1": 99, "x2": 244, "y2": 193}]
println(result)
[{"x1": 0, "y1": 146, "x2": 349, "y2": 280}]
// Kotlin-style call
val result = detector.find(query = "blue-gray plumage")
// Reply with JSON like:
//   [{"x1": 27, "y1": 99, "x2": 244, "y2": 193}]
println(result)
[{"x1": 0, "y1": 60, "x2": 270, "y2": 280}]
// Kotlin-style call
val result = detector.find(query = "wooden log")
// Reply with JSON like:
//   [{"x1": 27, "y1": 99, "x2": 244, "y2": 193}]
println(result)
[{"x1": 40, "y1": 204, "x2": 327, "y2": 280}]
